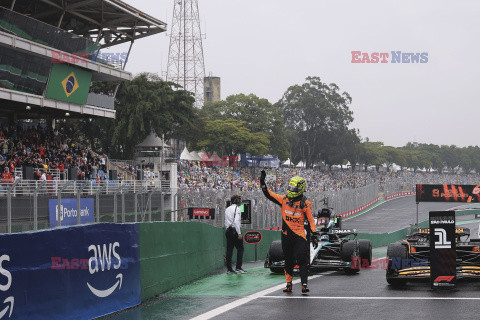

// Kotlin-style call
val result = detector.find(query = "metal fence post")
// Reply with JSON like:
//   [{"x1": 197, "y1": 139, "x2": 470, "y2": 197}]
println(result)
[
  {"x1": 95, "y1": 184, "x2": 104, "y2": 223},
  {"x1": 134, "y1": 191, "x2": 138, "y2": 222},
  {"x1": 121, "y1": 187, "x2": 126, "y2": 223},
  {"x1": 160, "y1": 189, "x2": 165, "y2": 221},
  {"x1": 148, "y1": 190, "x2": 153, "y2": 222},
  {"x1": 34, "y1": 181, "x2": 46, "y2": 231},
  {"x1": 77, "y1": 183, "x2": 81, "y2": 225},
  {"x1": 6, "y1": 180, "x2": 20, "y2": 233}
]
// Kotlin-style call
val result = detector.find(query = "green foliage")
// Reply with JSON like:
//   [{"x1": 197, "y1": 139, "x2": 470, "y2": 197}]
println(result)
[
  {"x1": 58, "y1": 73, "x2": 195, "y2": 159},
  {"x1": 276, "y1": 76, "x2": 356, "y2": 168},
  {"x1": 195, "y1": 119, "x2": 270, "y2": 156},
  {"x1": 111, "y1": 73, "x2": 195, "y2": 158},
  {"x1": 195, "y1": 94, "x2": 288, "y2": 159}
]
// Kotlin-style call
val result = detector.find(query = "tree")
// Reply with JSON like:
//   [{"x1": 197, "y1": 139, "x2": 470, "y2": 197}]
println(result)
[
  {"x1": 440, "y1": 145, "x2": 459, "y2": 173},
  {"x1": 359, "y1": 141, "x2": 386, "y2": 171},
  {"x1": 195, "y1": 119, "x2": 270, "y2": 156},
  {"x1": 58, "y1": 73, "x2": 196, "y2": 159},
  {"x1": 201, "y1": 94, "x2": 288, "y2": 159},
  {"x1": 322, "y1": 128, "x2": 360, "y2": 170},
  {"x1": 276, "y1": 77, "x2": 354, "y2": 168}
]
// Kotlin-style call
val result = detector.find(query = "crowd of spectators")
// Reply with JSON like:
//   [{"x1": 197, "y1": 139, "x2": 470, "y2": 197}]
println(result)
[
  {"x1": 0, "y1": 121, "x2": 108, "y2": 182},
  {"x1": 2, "y1": 120, "x2": 480, "y2": 194},
  {"x1": 177, "y1": 161, "x2": 480, "y2": 193}
]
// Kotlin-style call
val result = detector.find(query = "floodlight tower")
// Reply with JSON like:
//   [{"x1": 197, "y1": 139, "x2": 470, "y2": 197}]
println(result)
[{"x1": 166, "y1": 0, "x2": 206, "y2": 107}]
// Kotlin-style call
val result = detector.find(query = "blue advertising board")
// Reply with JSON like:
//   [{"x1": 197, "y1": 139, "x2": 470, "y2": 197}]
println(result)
[
  {"x1": 48, "y1": 198, "x2": 95, "y2": 227},
  {"x1": 0, "y1": 223, "x2": 140, "y2": 319}
]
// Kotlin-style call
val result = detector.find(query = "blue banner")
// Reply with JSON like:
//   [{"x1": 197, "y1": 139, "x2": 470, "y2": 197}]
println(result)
[
  {"x1": 48, "y1": 198, "x2": 95, "y2": 227},
  {"x1": 0, "y1": 223, "x2": 140, "y2": 319}
]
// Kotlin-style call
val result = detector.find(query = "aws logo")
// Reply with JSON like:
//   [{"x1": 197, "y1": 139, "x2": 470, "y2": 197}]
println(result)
[
  {"x1": 61, "y1": 72, "x2": 80, "y2": 97},
  {"x1": 0, "y1": 255, "x2": 13, "y2": 319},
  {"x1": 87, "y1": 242, "x2": 122, "y2": 298}
]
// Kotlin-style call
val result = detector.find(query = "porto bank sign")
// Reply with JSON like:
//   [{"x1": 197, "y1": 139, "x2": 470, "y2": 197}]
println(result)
[{"x1": 351, "y1": 51, "x2": 429, "y2": 63}]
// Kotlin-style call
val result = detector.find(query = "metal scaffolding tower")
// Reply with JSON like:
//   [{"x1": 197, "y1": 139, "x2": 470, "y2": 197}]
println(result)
[{"x1": 166, "y1": 0, "x2": 206, "y2": 107}]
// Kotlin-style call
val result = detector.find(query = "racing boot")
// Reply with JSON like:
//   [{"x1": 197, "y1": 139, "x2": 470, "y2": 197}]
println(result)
[
  {"x1": 283, "y1": 282, "x2": 292, "y2": 293},
  {"x1": 301, "y1": 284, "x2": 309, "y2": 293}
]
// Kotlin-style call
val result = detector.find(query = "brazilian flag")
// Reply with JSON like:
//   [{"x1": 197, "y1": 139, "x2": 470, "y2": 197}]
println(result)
[{"x1": 45, "y1": 63, "x2": 92, "y2": 105}]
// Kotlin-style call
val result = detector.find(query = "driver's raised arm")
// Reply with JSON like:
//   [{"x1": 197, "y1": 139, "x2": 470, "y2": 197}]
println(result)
[{"x1": 260, "y1": 170, "x2": 282, "y2": 206}]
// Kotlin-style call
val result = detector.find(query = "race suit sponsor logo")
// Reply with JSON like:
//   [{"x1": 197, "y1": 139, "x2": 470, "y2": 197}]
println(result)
[{"x1": 285, "y1": 215, "x2": 301, "y2": 224}]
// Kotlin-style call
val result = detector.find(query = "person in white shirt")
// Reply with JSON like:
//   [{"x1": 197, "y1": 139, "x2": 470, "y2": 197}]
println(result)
[{"x1": 224, "y1": 195, "x2": 246, "y2": 274}]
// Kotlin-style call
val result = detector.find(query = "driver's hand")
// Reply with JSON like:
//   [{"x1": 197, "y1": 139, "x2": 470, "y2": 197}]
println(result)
[
  {"x1": 238, "y1": 234, "x2": 242, "y2": 240},
  {"x1": 311, "y1": 232, "x2": 320, "y2": 249}
]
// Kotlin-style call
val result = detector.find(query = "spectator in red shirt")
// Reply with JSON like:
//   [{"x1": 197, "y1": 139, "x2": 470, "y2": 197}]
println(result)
[{"x1": 1, "y1": 167, "x2": 13, "y2": 184}]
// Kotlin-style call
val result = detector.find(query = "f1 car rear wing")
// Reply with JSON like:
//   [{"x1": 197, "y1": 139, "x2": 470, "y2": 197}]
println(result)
[{"x1": 412, "y1": 227, "x2": 470, "y2": 237}]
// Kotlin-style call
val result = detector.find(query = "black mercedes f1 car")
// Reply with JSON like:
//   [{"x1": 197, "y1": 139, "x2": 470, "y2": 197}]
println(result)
[{"x1": 265, "y1": 209, "x2": 372, "y2": 274}]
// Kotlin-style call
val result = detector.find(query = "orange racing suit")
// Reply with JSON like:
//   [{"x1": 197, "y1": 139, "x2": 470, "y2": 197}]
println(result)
[{"x1": 262, "y1": 187, "x2": 317, "y2": 284}]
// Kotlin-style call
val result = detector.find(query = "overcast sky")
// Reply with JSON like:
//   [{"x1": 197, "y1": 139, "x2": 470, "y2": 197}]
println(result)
[{"x1": 117, "y1": 0, "x2": 479, "y2": 148}]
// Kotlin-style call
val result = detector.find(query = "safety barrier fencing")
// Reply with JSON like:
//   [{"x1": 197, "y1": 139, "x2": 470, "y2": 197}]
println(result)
[
  {"x1": 0, "y1": 179, "x2": 173, "y2": 234},
  {"x1": 385, "y1": 191, "x2": 415, "y2": 200},
  {"x1": 176, "y1": 182, "x2": 380, "y2": 230}
]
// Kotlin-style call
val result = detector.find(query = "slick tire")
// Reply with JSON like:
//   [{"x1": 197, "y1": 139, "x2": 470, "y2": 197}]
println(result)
[
  {"x1": 268, "y1": 240, "x2": 284, "y2": 262},
  {"x1": 386, "y1": 242, "x2": 408, "y2": 286},
  {"x1": 341, "y1": 240, "x2": 360, "y2": 274},
  {"x1": 358, "y1": 239, "x2": 372, "y2": 267},
  {"x1": 269, "y1": 267, "x2": 284, "y2": 274}
]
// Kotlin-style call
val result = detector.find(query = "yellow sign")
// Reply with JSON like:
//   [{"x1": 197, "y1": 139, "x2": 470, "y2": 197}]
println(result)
[
  {"x1": 61, "y1": 72, "x2": 79, "y2": 97},
  {"x1": 417, "y1": 228, "x2": 464, "y2": 233}
]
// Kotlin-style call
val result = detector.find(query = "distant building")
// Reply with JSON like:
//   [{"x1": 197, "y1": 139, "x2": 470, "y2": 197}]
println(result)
[{"x1": 204, "y1": 76, "x2": 221, "y2": 103}]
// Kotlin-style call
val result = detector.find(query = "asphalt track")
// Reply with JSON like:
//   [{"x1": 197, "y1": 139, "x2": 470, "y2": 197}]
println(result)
[
  {"x1": 343, "y1": 195, "x2": 480, "y2": 233},
  {"x1": 201, "y1": 264, "x2": 480, "y2": 320},
  {"x1": 104, "y1": 196, "x2": 480, "y2": 320}
]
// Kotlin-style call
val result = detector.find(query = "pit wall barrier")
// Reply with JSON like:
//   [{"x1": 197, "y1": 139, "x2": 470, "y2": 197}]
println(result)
[{"x1": 139, "y1": 222, "x2": 280, "y2": 301}]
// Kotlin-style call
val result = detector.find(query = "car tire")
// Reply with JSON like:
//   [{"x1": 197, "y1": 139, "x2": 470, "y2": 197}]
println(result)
[
  {"x1": 358, "y1": 239, "x2": 372, "y2": 267},
  {"x1": 341, "y1": 240, "x2": 360, "y2": 274},
  {"x1": 386, "y1": 242, "x2": 408, "y2": 286},
  {"x1": 269, "y1": 267, "x2": 284, "y2": 274},
  {"x1": 268, "y1": 240, "x2": 284, "y2": 262}
]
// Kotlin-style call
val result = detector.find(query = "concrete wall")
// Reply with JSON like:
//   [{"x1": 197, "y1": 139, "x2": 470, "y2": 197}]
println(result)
[{"x1": 139, "y1": 221, "x2": 280, "y2": 300}]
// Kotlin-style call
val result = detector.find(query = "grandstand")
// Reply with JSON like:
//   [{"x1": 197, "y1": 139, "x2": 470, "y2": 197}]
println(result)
[
  {"x1": 0, "y1": 0, "x2": 166, "y2": 119},
  {"x1": 0, "y1": 1, "x2": 178, "y2": 234},
  {"x1": 0, "y1": 0, "x2": 167, "y2": 175}
]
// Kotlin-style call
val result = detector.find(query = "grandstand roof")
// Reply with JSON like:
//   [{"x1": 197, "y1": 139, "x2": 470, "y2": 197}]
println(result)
[{"x1": 3, "y1": 0, "x2": 167, "y2": 48}]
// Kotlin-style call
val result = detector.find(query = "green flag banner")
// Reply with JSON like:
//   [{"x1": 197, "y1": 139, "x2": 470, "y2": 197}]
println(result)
[{"x1": 45, "y1": 63, "x2": 92, "y2": 105}]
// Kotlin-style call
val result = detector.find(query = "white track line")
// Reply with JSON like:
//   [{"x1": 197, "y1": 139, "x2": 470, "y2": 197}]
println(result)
[
  {"x1": 190, "y1": 271, "x2": 334, "y2": 320},
  {"x1": 261, "y1": 296, "x2": 480, "y2": 300}
]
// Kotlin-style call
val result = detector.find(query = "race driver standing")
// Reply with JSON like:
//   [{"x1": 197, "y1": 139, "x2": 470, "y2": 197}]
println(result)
[{"x1": 260, "y1": 170, "x2": 319, "y2": 293}]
